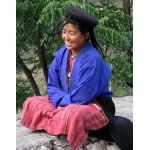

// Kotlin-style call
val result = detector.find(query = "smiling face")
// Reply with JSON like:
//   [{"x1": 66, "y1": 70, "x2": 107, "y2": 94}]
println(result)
[{"x1": 62, "y1": 23, "x2": 89, "y2": 55}]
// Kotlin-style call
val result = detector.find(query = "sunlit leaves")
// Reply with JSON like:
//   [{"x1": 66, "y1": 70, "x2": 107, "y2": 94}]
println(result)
[{"x1": 96, "y1": 25, "x2": 130, "y2": 49}]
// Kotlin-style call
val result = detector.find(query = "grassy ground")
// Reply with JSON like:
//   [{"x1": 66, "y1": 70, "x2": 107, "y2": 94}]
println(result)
[{"x1": 114, "y1": 86, "x2": 133, "y2": 97}]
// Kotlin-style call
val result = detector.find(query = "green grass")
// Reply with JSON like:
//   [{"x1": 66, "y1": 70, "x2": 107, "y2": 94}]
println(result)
[{"x1": 113, "y1": 86, "x2": 133, "y2": 97}]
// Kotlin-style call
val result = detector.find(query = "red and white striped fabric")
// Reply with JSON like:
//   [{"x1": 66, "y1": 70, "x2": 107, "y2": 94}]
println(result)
[{"x1": 20, "y1": 96, "x2": 109, "y2": 150}]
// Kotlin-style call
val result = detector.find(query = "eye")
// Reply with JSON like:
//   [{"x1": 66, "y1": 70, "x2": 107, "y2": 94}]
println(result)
[{"x1": 70, "y1": 31, "x2": 76, "y2": 35}]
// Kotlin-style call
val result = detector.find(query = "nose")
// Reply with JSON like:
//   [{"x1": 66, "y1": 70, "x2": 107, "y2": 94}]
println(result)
[{"x1": 63, "y1": 33, "x2": 70, "y2": 41}]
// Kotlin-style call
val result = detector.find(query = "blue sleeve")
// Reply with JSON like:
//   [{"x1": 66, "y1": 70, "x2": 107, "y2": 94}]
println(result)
[{"x1": 47, "y1": 54, "x2": 67, "y2": 108}]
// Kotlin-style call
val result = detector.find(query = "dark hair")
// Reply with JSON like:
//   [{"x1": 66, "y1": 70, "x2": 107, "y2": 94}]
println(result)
[{"x1": 63, "y1": 16, "x2": 105, "y2": 58}]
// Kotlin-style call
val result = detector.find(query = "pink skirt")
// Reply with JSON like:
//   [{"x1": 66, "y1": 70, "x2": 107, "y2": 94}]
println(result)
[{"x1": 20, "y1": 96, "x2": 109, "y2": 150}]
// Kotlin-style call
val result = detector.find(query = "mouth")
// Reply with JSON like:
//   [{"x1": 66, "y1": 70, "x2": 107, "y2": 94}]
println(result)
[{"x1": 65, "y1": 42, "x2": 73, "y2": 47}]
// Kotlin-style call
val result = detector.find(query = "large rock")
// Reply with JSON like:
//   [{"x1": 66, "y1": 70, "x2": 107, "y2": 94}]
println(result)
[{"x1": 16, "y1": 96, "x2": 133, "y2": 150}]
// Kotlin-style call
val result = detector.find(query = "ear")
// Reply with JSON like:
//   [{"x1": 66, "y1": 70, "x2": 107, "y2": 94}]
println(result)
[{"x1": 85, "y1": 32, "x2": 90, "y2": 40}]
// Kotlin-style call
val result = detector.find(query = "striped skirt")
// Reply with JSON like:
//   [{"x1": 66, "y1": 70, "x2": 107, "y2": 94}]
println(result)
[{"x1": 20, "y1": 96, "x2": 109, "y2": 150}]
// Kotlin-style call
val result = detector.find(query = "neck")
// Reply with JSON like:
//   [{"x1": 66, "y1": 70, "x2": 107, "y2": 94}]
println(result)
[{"x1": 70, "y1": 42, "x2": 86, "y2": 58}]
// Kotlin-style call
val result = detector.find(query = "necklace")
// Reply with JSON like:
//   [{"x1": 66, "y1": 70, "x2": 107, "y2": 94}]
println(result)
[
  {"x1": 70, "y1": 55, "x2": 76, "y2": 59},
  {"x1": 67, "y1": 54, "x2": 76, "y2": 85}
]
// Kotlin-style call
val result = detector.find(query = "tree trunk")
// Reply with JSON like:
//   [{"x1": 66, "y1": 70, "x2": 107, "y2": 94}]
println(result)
[
  {"x1": 123, "y1": 0, "x2": 132, "y2": 30},
  {"x1": 17, "y1": 55, "x2": 41, "y2": 96},
  {"x1": 37, "y1": 33, "x2": 48, "y2": 83}
]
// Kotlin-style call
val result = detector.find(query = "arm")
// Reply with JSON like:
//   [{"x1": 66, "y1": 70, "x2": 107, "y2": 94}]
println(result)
[
  {"x1": 59, "y1": 55, "x2": 110, "y2": 106},
  {"x1": 47, "y1": 55, "x2": 67, "y2": 108}
]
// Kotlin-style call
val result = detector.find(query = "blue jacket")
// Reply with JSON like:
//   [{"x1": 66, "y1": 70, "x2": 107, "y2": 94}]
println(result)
[{"x1": 47, "y1": 42, "x2": 113, "y2": 108}]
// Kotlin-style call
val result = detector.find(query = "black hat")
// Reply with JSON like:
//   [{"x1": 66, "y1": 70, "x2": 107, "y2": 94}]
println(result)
[{"x1": 65, "y1": 6, "x2": 98, "y2": 28}]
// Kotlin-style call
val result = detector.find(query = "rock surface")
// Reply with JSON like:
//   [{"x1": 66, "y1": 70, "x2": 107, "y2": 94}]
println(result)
[{"x1": 16, "y1": 96, "x2": 133, "y2": 150}]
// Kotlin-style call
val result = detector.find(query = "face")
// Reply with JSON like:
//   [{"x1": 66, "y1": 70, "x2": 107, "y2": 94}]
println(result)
[{"x1": 62, "y1": 23, "x2": 89, "y2": 53}]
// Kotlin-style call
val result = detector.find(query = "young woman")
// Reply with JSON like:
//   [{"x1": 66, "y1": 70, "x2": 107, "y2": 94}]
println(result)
[{"x1": 20, "y1": 6, "x2": 133, "y2": 150}]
